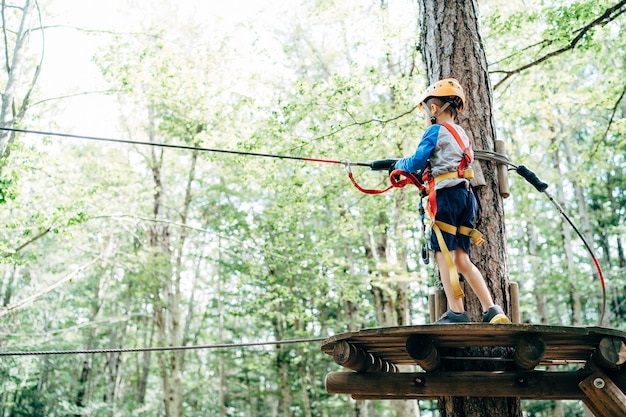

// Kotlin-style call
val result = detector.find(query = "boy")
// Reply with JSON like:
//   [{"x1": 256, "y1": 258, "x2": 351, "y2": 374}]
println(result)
[{"x1": 390, "y1": 78, "x2": 509, "y2": 324}]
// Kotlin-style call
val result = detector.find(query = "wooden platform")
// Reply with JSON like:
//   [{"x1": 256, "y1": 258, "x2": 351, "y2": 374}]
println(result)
[
  {"x1": 322, "y1": 324, "x2": 626, "y2": 369},
  {"x1": 322, "y1": 324, "x2": 626, "y2": 415}
]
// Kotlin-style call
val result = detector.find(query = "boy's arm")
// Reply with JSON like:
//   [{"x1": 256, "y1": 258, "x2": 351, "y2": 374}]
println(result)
[{"x1": 394, "y1": 125, "x2": 439, "y2": 173}]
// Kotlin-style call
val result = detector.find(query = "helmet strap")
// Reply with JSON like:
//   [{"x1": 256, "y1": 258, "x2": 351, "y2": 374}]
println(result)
[{"x1": 423, "y1": 101, "x2": 450, "y2": 125}]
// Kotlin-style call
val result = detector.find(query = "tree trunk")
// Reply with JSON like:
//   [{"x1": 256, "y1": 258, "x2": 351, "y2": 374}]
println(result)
[
  {"x1": 296, "y1": 346, "x2": 313, "y2": 417},
  {"x1": 365, "y1": 212, "x2": 418, "y2": 417},
  {"x1": 419, "y1": 0, "x2": 521, "y2": 415},
  {"x1": 216, "y1": 236, "x2": 227, "y2": 417},
  {"x1": 74, "y1": 359, "x2": 92, "y2": 417},
  {"x1": 147, "y1": 131, "x2": 201, "y2": 417},
  {"x1": 147, "y1": 122, "x2": 197, "y2": 417},
  {"x1": 1, "y1": 265, "x2": 18, "y2": 307},
  {"x1": 617, "y1": 237, "x2": 626, "y2": 269},
  {"x1": 275, "y1": 335, "x2": 294, "y2": 417},
  {"x1": 551, "y1": 142, "x2": 582, "y2": 326},
  {"x1": 0, "y1": 0, "x2": 39, "y2": 161},
  {"x1": 341, "y1": 249, "x2": 368, "y2": 417},
  {"x1": 150, "y1": 145, "x2": 182, "y2": 417},
  {"x1": 526, "y1": 214, "x2": 549, "y2": 324},
  {"x1": 137, "y1": 315, "x2": 154, "y2": 404}
]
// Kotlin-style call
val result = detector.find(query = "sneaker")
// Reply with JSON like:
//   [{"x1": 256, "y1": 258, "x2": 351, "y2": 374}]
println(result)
[
  {"x1": 482, "y1": 305, "x2": 510, "y2": 324},
  {"x1": 435, "y1": 310, "x2": 471, "y2": 324}
]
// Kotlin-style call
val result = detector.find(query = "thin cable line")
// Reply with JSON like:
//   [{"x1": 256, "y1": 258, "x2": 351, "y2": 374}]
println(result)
[
  {"x1": 1, "y1": 126, "x2": 515, "y2": 167},
  {"x1": 0, "y1": 336, "x2": 327, "y2": 357},
  {"x1": 0, "y1": 126, "x2": 371, "y2": 167}
]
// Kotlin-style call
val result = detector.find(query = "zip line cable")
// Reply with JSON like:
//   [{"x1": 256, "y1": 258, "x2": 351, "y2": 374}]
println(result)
[
  {"x1": 0, "y1": 127, "x2": 371, "y2": 167},
  {"x1": 1, "y1": 126, "x2": 607, "y2": 326},
  {"x1": 0, "y1": 336, "x2": 327, "y2": 357},
  {"x1": 503, "y1": 165, "x2": 607, "y2": 326}
]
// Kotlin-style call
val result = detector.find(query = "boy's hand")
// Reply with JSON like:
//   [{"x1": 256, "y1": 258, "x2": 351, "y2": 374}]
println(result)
[{"x1": 370, "y1": 159, "x2": 398, "y2": 171}]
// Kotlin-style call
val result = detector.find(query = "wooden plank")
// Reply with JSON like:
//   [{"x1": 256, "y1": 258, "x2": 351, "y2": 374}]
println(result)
[
  {"x1": 325, "y1": 371, "x2": 626, "y2": 400},
  {"x1": 579, "y1": 371, "x2": 626, "y2": 417}
]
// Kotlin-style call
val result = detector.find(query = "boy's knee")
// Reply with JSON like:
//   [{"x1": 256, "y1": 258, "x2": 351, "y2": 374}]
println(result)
[{"x1": 455, "y1": 251, "x2": 474, "y2": 271}]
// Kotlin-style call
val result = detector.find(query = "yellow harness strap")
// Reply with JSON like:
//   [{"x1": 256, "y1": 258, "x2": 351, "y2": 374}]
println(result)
[
  {"x1": 431, "y1": 222, "x2": 464, "y2": 298},
  {"x1": 458, "y1": 226, "x2": 485, "y2": 246},
  {"x1": 436, "y1": 169, "x2": 474, "y2": 184},
  {"x1": 423, "y1": 169, "x2": 475, "y2": 194},
  {"x1": 435, "y1": 221, "x2": 485, "y2": 246}
]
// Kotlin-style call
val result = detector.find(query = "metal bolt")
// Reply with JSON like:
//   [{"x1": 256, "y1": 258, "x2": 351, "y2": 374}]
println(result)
[
  {"x1": 593, "y1": 378, "x2": 605, "y2": 389},
  {"x1": 414, "y1": 377, "x2": 425, "y2": 386}
]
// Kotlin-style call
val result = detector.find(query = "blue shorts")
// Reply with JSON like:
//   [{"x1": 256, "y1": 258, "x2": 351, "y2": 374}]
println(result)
[{"x1": 430, "y1": 183, "x2": 476, "y2": 254}]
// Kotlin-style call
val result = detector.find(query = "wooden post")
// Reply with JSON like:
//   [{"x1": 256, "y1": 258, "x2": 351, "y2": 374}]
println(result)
[
  {"x1": 428, "y1": 294, "x2": 436, "y2": 323},
  {"x1": 406, "y1": 335, "x2": 440, "y2": 372},
  {"x1": 495, "y1": 139, "x2": 510, "y2": 198},
  {"x1": 434, "y1": 289, "x2": 447, "y2": 320},
  {"x1": 579, "y1": 371, "x2": 626, "y2": 417},
  {"x1": 510, "y1": 281, "x2": 520, "y2": 324},
  {"x1": 513, "y1": 334, "x2": 546, "y2": 371}
]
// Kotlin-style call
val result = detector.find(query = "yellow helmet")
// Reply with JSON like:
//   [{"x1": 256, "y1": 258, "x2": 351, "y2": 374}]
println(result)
[{"x1": 417, "y1": 78, "x2": 465, "y2": 112}]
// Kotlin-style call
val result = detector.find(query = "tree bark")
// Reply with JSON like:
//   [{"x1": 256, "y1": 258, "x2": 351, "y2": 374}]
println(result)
[{"x1": 419, "y1": 0, "x2": 520, "y2": 415}]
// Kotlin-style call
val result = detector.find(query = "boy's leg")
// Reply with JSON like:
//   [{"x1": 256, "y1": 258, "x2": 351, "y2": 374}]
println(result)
[
  {"x1": 454, "y1": 248, "x2": 494, "y2": 312},
  {"x1": 455, "y1": 249, "x2": 510, "y2": 323}
]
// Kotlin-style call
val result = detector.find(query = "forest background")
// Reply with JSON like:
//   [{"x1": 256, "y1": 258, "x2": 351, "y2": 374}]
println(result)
[{"x1": 0, "y1": 0, "x2": 625, "y2": 416}]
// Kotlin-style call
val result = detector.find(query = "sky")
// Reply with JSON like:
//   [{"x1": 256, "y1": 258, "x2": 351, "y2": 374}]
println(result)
[
  {"x1": 35, "y1": 0, "x2": 290, "y2": 137},
  {"x1": 29, "y1": 0, "x2": 420, "y2": 147}
]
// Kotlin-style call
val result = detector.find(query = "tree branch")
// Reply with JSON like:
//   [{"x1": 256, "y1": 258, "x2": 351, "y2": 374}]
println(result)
[
  {"x1": 591, "y1": 85, "x2": 626, "y2": 157},
  {"x1": 3, "y1": 227, "x2": 52, "y2": 258},
  {"x1": 492, "y1": 0, "x2": 626, "y2": 90},
  {"x1": 290, "y1": 104, "x2": 419, "y2": 151},
  {"x1": 0, "y1": 256, "x2": 101, "y2": 318}
]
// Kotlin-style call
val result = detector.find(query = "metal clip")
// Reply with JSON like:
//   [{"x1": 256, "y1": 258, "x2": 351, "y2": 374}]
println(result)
[{"x1": 421, "y1": 244, "x2": 430, "y2": 264}]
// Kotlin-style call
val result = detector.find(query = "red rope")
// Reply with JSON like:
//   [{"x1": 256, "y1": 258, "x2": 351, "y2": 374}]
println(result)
[{"x1": 348, "y1": 170, "x2": 423, "y2": 195}]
